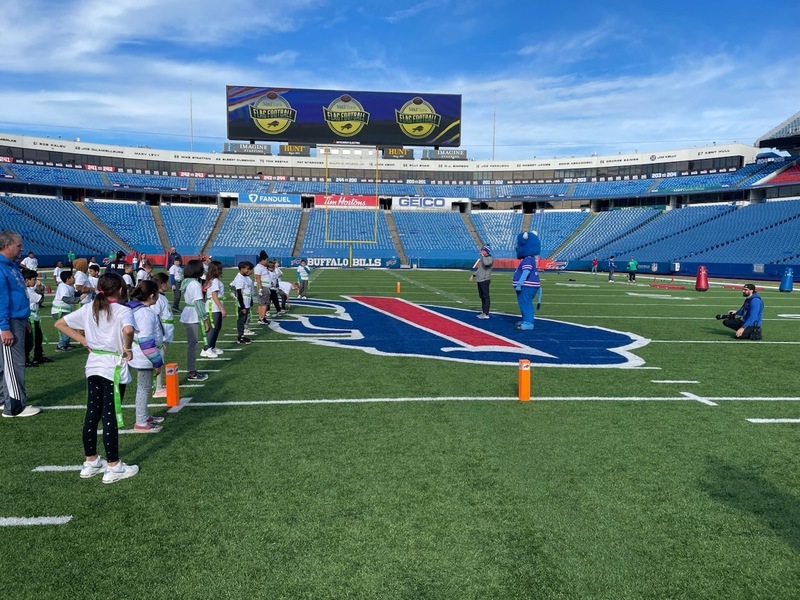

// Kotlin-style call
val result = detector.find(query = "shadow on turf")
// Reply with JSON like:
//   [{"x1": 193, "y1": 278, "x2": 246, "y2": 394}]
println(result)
[{"x1": 702, "y1": 456, "x2": 800, "y2": 551}]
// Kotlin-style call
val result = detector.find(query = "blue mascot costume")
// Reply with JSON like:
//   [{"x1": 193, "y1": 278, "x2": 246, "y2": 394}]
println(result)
[{"x1": 513, "y1": 231, "x2": 542, "y2": 330}]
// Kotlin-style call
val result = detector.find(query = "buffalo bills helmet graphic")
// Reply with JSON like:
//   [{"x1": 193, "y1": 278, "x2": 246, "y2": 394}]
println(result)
[{"x1": 272, "y1": 297, "x2": 649, "y2": 368}]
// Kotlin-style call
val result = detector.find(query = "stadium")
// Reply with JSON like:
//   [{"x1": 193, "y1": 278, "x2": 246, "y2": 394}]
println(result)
[
  {"x1": 1, "y1": 93, "x2": 800, "y2": 278},
  {"x1": 3, "y1": 85, "x2": 800, "y2": 600}
]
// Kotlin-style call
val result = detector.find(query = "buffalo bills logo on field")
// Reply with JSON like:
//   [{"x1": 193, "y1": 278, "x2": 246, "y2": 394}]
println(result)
[{"x1": 274, "y1": 297, "x2": 649, "y2": 368}]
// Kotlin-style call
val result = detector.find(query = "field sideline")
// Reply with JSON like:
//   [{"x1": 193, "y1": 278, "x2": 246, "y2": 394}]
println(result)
[{"x1": 3, "y1": 267, "x2": 800, "y2": 599}]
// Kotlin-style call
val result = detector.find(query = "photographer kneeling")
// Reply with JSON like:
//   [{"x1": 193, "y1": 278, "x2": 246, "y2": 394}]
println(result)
[{"x1": 719, "y1": 283, "x2": 763, "y2": 340}]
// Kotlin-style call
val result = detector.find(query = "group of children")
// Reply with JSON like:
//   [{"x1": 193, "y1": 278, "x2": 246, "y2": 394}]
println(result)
[{"x1": 32, "y1": 252, "x2": 312, "y2": 484}]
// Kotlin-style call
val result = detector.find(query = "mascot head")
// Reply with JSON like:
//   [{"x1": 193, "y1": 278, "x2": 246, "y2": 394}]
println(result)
[{"x1": 515, "y1": 230, "x2": 541, "y2": 259}]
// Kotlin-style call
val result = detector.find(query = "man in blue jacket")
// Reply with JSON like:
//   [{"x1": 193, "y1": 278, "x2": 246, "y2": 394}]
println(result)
[
  {"x1": 722, "y1": 283, "x2": 764, "y2": 340},
  {"x1": 0, "y1": 230, "x2": 40, "y2": 417}
]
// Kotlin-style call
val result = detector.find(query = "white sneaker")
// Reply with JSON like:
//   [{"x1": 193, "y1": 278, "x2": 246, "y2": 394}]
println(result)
[
  {"x1": 102, "y1": 461, "x2": 139, "y2": 484},
  {"x1": 211, "y1": 348, "x2": 224, "y2": 355},
  {"x1": 243, "y1": 328, "x2": 255, "y2": 335},
  {"x1": 80, "y1": 456, "x2": 108, "y2": 479},
  {"x1": 199, "y1": 348, "x2": 216, "y2": 358},
  {"x1": 5, "y1": 405, "x2": 42, "y2": 418},
  {"x1": 477, "y1": 313, "x2": 490, "y2": 319}
]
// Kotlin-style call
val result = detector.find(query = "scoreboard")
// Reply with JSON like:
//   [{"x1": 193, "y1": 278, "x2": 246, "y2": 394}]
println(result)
[{"x1": 226, "y1": 86, "x2": 461, "y2": 147}]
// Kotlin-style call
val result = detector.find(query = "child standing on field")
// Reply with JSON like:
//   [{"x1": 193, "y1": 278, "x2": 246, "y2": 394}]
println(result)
[
  {"x1": 201, "y1": 261, "x2": 226, "y2": 357},
  {"x1": 150, "y1": 273, "x2": 174, "y2": 398},
  {"x1": 179, "y1": 259, "x2": 209, "y2": 382},
  {"x1": 22, "y1": 269, "x2": 50, "y2": 367},
  {"x1": 54, "y1": 272, "x2": 139, "y2": 484},
  {"x1": 296, "y1": 258, "x2": 310, "y2": 299},
  {"x1": 51, "y1": 271, "x2": 81, "y2": 351},
  {"x1": 127, "y1": 281, "x2": 164, "y2": 432},
  {"x1": 232, "y1": 261, "x2": 254, "y2": 345}
]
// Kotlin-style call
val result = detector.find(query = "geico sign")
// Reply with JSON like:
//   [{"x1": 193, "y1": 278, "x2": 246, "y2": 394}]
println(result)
[{"x1": 397, "y1": 197, "x2": 447, "y2": 208}]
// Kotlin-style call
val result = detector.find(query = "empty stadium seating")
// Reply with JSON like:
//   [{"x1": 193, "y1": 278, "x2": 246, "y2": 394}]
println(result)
[
  {"x1": 83, "y1": 200, "x2": 162, "y2": 254},
  {"x1": 208, "y1": 207, "x2": 302, "y2": 257},
  {"x1": 300, "y1": 210, "x2": 395, "y2": 258},
  {"x1": 392, "y1": 211, "x2": 475, "y2": 259}
]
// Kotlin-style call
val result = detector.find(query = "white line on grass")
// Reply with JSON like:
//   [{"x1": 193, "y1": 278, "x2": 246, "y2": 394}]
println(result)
[
  {"x1": 652, "y1": 380, "x2": 700, "y2": 384},
  {"x1": 0, "y1": 516, "x2": 72, "y2": 527},
  {"x1": 167, "y1": 397, "x2": 192, "y2": 413},
  {"x1": 32, "y1": 465, "x2": 81, "y2": 472},
  {"x1": 747, "y1": 418, "x2": 800, "y2": 424},
  {"x1": 38, "y1": 396, "x2": 800, "y2": 413},
  {"x1": 680, "y1": 391, "x2": 717, "y2": 406},
  {"x1": 196, "y1": 357, "x2": 232, "y2": 361},
  {"x1": 179, "y1": 369, "x2": 221, "y2": 373},
  {"x1": 650, "y1": 340, "x2": 800, "y2": 344}
]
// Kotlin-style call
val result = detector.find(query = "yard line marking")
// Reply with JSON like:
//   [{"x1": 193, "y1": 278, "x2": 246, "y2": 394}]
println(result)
[
  {"x1": 681, "y1": 391, "x2": 717, "y2": 406},
  {"x1": 39, "y1": 396, "x2": 800, "y2": 412},
  {"x1": 32, "y1": 465, "x2": 81, "y2": 472},
  {"x1": 747, "y1": 418, "x2": 800, "y2": 424},
  {"x1": 650, "y1": 340, "x2": 800, "y2": 344},
  {"x1": 179, "y1": 369, "x2": 221, "y2": 373},
  {"x1": 652, "y1": 380, "x2": 700, "y2": 384},
  {"x1": 196, "y1": 357, "x2": 232, "y2": 361},
  {"x1": 0, "y1": 516, "x2": 72, "y2": 527},
  {"x1": 168, "y1": 397, "x2": 192, "y2": 413}
]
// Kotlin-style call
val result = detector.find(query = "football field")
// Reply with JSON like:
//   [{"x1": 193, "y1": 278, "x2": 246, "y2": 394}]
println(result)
[{"x1": 3, "y1": 267, "x2": 800, "y2": 599}]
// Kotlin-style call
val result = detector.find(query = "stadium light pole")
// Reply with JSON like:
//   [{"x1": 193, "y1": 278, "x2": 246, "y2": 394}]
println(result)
[
  {"x1": 491, "y1": 92, "x2": 496, "y2": 161},
  {"x1": 189, "y1": 79, "x2": 194, "y2": 152}
]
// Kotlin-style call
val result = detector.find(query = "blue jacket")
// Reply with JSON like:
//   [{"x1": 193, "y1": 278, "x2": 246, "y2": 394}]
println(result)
[
  {"x1": 0, "y1": 254, "x2": 31, "y2": 330},
  {"x1": 737, "y1": 292, "x2": 763, "y2": 328}
]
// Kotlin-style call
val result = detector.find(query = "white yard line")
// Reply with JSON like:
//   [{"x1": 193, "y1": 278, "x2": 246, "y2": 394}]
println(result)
[
  {"x1": 0, "y1": 516, "x2": 72, "y2": 527},
  {"x1": 680, "y1": 391, "x2": 717, "y2": 406},
  {"x1": 747, "y1": 418, "x2": 800, "y2": 424}
]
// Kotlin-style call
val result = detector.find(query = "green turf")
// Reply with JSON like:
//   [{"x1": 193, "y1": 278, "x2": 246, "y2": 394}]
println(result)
[{"x1": 3, "y1": 268, "x2": 800, "y2": 599}]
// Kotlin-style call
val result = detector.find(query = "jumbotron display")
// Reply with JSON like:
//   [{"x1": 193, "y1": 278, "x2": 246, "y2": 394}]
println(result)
[{"x1": 226, "y1": 86, "x2": 462, "y2": 147}]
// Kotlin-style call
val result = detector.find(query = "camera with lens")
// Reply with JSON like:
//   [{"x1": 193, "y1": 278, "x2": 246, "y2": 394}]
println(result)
[{"x1": 715, "y1": 313, "x2": 730, "y2": 320}]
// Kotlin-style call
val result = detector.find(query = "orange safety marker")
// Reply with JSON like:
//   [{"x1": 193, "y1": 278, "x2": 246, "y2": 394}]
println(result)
[
  {"x1": 396, "y1": 281, "x2": 401, "y2": 293},
  {"x1": 518, "y1": 359, "x2": 531, "y2": 401},
  {"x1": 165, "y1": 362, "x2": 180, "y2": 407}
]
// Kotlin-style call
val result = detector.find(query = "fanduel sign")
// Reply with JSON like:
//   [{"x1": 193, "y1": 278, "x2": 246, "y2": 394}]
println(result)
[
  {"x1": 239, "y1": 193, "x2": 301, "y2": 206},
  {"x1": 393, "y1": 196, "x2": 455, "y2": 211}
]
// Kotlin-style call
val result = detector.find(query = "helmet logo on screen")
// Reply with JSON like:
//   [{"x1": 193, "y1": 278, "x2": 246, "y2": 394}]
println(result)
[
  {"x1": 249, "y1": 91, "x2": 297, "y2": 135},
  {"x1": 323, "y1": 94, "x2": 370, "y2": 138},
  {"x1": 396, "y1": 97, "x2": 441, "y2": 139},
  {"x1": 272, "y1": 296, "x2": 649, "y2": 368}
]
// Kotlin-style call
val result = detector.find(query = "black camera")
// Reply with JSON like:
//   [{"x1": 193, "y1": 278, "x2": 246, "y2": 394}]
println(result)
[{"x1": 715, "y1": 314, "x2": 730, "y2": 320}]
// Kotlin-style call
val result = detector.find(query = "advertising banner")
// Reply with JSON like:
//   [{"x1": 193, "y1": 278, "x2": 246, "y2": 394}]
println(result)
[
  {"x1": 238, "y1": 192, "x2": 302, "y2": 207},
  {"x1": 313, "y1": 195, "x2": 379, "y2": 208},
  {"x1": 392, "y1": 196, "x2": 456, "y2": 211},
  {"x1": 227, "y1": 86, "x2": 461, "y2": 147},
  {"x1": 223, "y1": 142, "x2": 272, "y2": 155}
]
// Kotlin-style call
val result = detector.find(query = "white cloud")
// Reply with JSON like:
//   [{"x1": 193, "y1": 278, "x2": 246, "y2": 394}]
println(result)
[{"x1": 257, "y1": 51, "x2": 300, "y2": 66}]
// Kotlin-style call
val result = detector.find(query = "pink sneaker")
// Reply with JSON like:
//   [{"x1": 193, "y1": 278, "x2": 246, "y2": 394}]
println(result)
[
  {"x1": 133, "y1": 422, "x2": 162, "y2": 433},
  {"x1": 152, "y1": 388, "x2": 168, "y2": 398}
]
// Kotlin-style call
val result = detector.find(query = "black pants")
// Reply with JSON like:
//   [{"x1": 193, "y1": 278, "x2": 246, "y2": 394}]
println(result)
[
  {"x1": 84, "y1": 375, "x2": 127, "y2": 462},
  {"x1": 237, "y1": 307, "x2": 250, "y2": 338},
  {"x1": 628, "y1": 271, "x2": 636, "y2": 281},
  {"x1": 25, "y1": 320, "x2": 45, "y2": 361},
  {"x1": 723, "y1": 317, "x2": 762, "y2": 340},
  {"x1": 477, "y1": 280, "x2": 491, "y2": 315},
  {"x1": 204, "y1": 312, "x2": 223, "y2": 349},
  {"x1": 269, "y1": 289, "x2": 282, "y2": 313}
]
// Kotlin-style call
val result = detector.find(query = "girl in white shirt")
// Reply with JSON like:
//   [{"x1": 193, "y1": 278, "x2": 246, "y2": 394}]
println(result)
[
  {"x1": 179, "y1": 259, "x2": 209, "y2": 382},
  {"x1": 201, "y1": 261, "x2": 226, "y2": 358},
  {"x1": 127, "y1": 281, "x2": 164, "y2": 432},
  {"x1": 150, "y1": 273, "x2": 175, "y2": 398},
  {"x1": 55, "y1": 272, "x2": 139, "y2": 484}
]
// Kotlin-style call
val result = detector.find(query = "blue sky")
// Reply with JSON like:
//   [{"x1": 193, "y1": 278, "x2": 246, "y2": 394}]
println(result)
[{"x1": 0, "y1": 0, "x2": 798, "y2": 160}]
